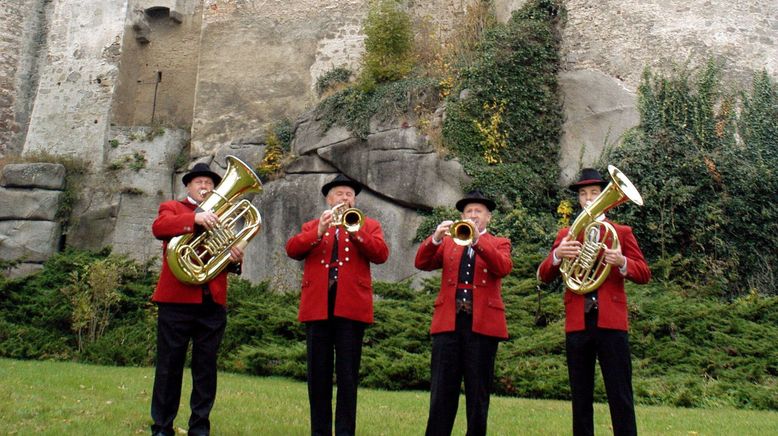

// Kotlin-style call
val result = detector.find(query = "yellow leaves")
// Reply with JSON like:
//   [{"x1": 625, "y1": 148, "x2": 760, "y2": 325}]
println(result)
[
  {"x1": 556, "y1": 199, "x2": 573, "y2": 227},
  {"x1": 473, "y1": 100, "x2": 508, "y2": 164}
]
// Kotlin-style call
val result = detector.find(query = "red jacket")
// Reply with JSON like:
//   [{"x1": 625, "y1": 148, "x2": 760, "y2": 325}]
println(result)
[
  {"x1": 151, "y1": 199, "x2": 231, "y2": 306},
  {"x1": 415, "y1": 233, "x2": 513, "y2": 339},
  {"x1": 536, "y1": 220, "x2": 651, "y2": 332},
  {"x1": 286, "y1": 216, "x2": 389, "y2": 324}
]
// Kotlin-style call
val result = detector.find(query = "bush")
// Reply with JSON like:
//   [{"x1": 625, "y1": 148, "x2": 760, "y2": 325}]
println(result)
[
  {"x1": 361, "y1": 0, "x2": 414, "y2": 86},
  {"x1": 603, "y1": 64, "x2": 778, "y2": 296},
  {"x1": 442, "y1": 0, "x2": 564, "y2": 212}
]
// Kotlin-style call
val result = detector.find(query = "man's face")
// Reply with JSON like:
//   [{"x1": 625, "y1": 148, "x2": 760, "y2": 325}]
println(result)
[
  {"x1": 326, "y1": 186, "x2": 356, "y2": 208},
  {"x1": 186, "y1": 176, "x2": 215, "y2": 203},
  {"x1": 461, "y1": 202, "x2": 491, "y2": 232},
  {"x1": 578, "y1": 185, "x2": 602, "y2": 209}
]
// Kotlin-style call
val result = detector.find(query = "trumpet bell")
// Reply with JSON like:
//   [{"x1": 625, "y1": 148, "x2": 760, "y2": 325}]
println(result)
[
  {"x1": 331, "y1": 203, "x2": 365, "y2": 232},
  {"x1": 449, "y1": 220, "x2": 475, "y2": 246}
]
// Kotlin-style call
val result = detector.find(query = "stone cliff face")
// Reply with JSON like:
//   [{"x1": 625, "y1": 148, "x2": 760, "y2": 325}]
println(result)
[{"x1": 1, "y1": 0, "x2": 776, "y2": 282}]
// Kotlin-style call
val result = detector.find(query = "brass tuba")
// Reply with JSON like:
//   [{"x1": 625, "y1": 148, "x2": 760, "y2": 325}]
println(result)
[
  {"x1": 331, "y1": 203, "x2": 364, "y2": 233},
  {"x1": 447, "y1": 220, "x2": 476, "y2": 246},
  {"x1": 167, "y1": 156, "x2": 263, "y2": 285},
  {"x1": 560, "y1": 165, "x2": 643, "y2": 294}
]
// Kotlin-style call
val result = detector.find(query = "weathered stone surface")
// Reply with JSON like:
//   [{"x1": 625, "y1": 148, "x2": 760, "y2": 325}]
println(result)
[
  {"x1": 557, "y1": 69, "x2": 639, "y2": 185},
  {"x1": 293, "y1": 121, "x2": 354, "y2": 157},
  {"x1": 242, "y1": 173, "x2": 434, "y2": 291},
  {"x1": 0, "y1": 187, "x2": 63, "y2": 220},
  {"x1": 285, "y1": 155, "x2": 338, "y2": 174},
  {"x1": 66, "y1": 127, "x2": 189, "y2": 258},
  {"x1": 21, "y1": 0, "x2": 129, "y2": 168},
  {"x1": 317, "y1": 127, "x2": 469, "y2": 209},
  {"x1": 213, "y1": 144, "x2": 267, "y2": 176},
  {"x1": 0, "y1": 220, "x2": 61, "y2": 262},
  {"x1": 1, "y1": 163, "x2": 66, "y2": 189},
  {"x1": 561, "y1": 0, "x2": 778, "y2": 90}
]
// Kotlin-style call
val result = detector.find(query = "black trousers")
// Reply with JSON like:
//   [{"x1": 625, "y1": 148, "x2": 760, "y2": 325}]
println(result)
[
  {"x1": 150, "y1": 301, "x2": 227, "y2": 436},
  {"x1": 426, "y1": 312, "x2": 499, "y2": 436},
  {"x1": 565, "y1": 311, "x2": 636, "y2": 436},
  {"x1": 306, "y1": 316, "x2": 366, "y2": 436}
]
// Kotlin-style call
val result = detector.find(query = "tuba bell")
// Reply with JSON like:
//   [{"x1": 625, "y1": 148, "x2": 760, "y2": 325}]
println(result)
[
  {"x1": 447, "y1": 220, "x2": 476, "y2": 246},
  {"x1": 166, "y1": 156, "x2": 263, "y2": 285},
  {"x1": 559, "y1": 165, "x2": 643, "y2": 294},
  {"x1": 331, "y1": 203, "x2": 364, "y2": 233}
]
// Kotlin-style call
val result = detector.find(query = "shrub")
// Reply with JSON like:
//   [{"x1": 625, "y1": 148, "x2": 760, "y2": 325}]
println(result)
[
  {"x1": 603, "y1": 64, "x2": 778, "y2": 296},
  {"x1": 442, "y1": 0, "x2": 564, "y2": 211},
  {"x1": 316, "y1": 67, "x2": 352, "y2": 97},
  {"x1": 361, "y1": 0, "x2": 414, "y2": 86}
]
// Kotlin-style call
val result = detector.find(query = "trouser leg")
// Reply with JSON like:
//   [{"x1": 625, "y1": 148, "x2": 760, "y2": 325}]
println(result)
[
  {"x1": 597, "y1": 329, "x2": 637, "y2": 436},
  {"x1": 333, "y1": 318, "x2": 366, "y2": 436},
  {"x1": 425, "y1": 331, "x2": 462, "y2": 436},
  {"x1": 461, "y1": 315, "x2": 498, "y2": 436},
  {"x1": 151, "y1": 304, "x2": 193, "y2": 436},
  {"x1": 566, "y1": 329, "x2": 597, "y2": 436},
  {"x1": 187, "y1": 304, "x2": 227, "y2": 435},
  {"x1": 307, "y1": 320, "x2": 335, "y2": 436}
]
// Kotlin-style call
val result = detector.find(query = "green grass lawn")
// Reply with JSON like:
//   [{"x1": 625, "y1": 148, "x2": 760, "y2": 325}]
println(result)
[{"x1": 1, "y1": 358, "x2": 775, "y2": 435}]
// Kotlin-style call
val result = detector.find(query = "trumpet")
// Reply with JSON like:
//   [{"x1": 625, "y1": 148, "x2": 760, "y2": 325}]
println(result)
[
  {"x1": 447, "y1": 220, "x2": 476, "y2": 246},
  {"x1": 331, "y1": 203, "x2": 364, "y2": 232}
]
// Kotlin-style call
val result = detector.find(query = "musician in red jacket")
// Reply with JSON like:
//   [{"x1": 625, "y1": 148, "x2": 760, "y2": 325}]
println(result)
[
  {"x1": 415, "y1": 190, "x2": 512, "y2": 436},
  {"x1": 286, "y1": 174, "x2": 389, "y2": 436},
  {"x1": 149, "y1": 162, "x2": 244, "y2": 436},
  {"x1": 537, "y1": 168, "x2": 651, "y2": 436}
]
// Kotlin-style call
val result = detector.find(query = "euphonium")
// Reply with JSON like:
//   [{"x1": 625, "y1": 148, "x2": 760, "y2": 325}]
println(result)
[
  {"x1": 448, "y1": 220, "x2": 476, "y2": 246},
  {"x1": 167, "y1": 156, "x2": 263, "y2": 285},
  {"x1": 331, "y1": 203, "x2": 364, "y2": 233},
  {"x1": 560, "y1": 165, "x2": 643, "y2": 295}
]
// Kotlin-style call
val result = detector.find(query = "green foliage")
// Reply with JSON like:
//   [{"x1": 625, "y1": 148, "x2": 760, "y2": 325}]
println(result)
[
  {"x1": 0, "y1": 248, "x2": 156, "y2": 364},
  {"x1": 413, "y1": 206, "x2": 461, "y2": 243},
  {"x1": 442, "y1": 0, "x2": 564, "y2": 212},
  {"x1": 316, "y1": 67, "x2": 352, "y2": 97},
  {"x1": 316, "y1": 77, "x2": 439, "y2": 139},
  {"x1": 271, "y1": 118, "x2": 294, "y2": 152},
  {"x1": 61, "y1": 258, "x2": 123, "y2": 351},
  {"x1": 2, "y1": 250, "x2": 778, "y2": 410},
  {"x1": 603, "y1": 64, "x2": 778, "y2": 296},
  {"x1": 361, "y1": 0, "x2": 414, "y2": 87}
]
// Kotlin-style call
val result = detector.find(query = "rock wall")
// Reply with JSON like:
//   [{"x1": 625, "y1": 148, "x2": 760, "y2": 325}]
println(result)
[
  {"x1": 1, "y1": 0, "x2": 777, "y2": 283},
  {"x1": 21, "y1": 0, "x2": 128, "y2": 168},
  {"x1": 0, "y1": 0, "x2": 50, "y2": 156},
  {"x1": 0, "y1": 163, "x2": 65, "y2": 277}
]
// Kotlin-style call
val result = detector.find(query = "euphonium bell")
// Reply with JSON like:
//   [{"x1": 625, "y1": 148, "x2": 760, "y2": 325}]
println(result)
[
  {"x1": 166, "y1": 156, "x2": 263, "y2": 285},
  {"x1": 559, "y1": 165, "x2": 643, "y2": 294},
  {"x1": 331, "y1": 203, "x2": 364, "y2": 233},
  {"x1": 448, "y1": 220, "x2": 476, "y2": 246}
]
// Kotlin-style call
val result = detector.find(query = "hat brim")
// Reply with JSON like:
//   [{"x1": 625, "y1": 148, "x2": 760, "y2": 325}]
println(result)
[
  {"x1": 182, "y1": 171, "x2": 222, "y2": 187},
  {"x1": 321, "y1": 180, "x2": 362, "y2": 197},
  {"x1": 455, "y1": 198, "x2": 496, "y2": 212},
  {"x1": 568, "y1": 179, "x2": 608, "y2": 192}
]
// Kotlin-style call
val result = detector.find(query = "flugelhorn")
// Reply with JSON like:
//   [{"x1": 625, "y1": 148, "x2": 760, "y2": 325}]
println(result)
[
  {"x1": 166, "y1": 156, "x2": 263, "y2": 285},
  {"x1": 447, "y1": 220, "x2": 476, "y2": 246},
  {"x1": 331, "y1": 202, "x2": 364, "y2": 233},
  {"x1": 559, "y1": 165, "x2": 643, "y2": 294}
]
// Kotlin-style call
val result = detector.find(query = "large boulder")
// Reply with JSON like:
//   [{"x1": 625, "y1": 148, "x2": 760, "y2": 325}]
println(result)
[
  {"x1": 0, "y1": 220, "x2": 61, "y2": 263},
  {"x1": 240, "y1": 109, "x2": 464, "y2": 286},
  {"x1": 1, "y1": 163, "x2": 66, "y2": 190}
]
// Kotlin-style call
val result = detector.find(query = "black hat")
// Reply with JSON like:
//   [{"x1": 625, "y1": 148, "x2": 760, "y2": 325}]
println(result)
[
  {"x1": 182, "y1": 162, "x2": 222, "y2": 186},
  {"x1": 569, "y1": 168, "x2": 608, "y2": 192},
  {"x1": 455, "y1": 190, "x2": 496, "y2": 212},
  {"x1": 321, "y1": 173, "x2": 362, "y2": 197}
]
